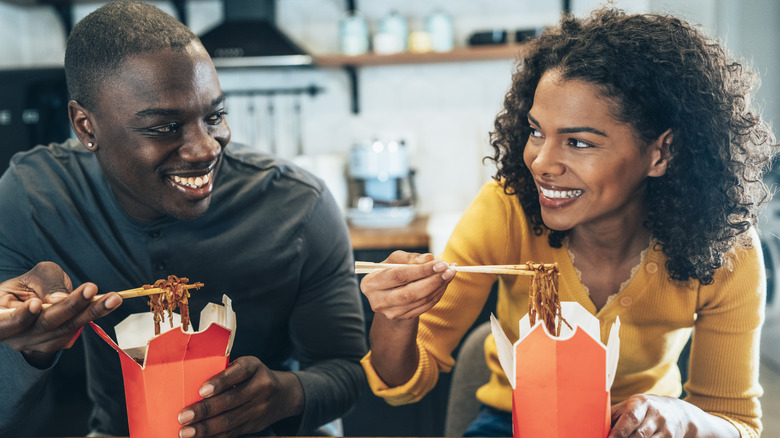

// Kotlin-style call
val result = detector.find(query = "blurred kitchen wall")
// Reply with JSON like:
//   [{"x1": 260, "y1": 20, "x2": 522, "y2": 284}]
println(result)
[{"x1": 0, "y1": 0, "x2": 777, "y2": 216}]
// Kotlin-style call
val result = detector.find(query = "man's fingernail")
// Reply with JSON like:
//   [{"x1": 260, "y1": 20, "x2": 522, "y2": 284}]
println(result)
[
  {"x1": 48, "y1": 292, "x2": 68, "y2": 303},
  {"x1": 433, "y1": 262, "x2": 449, "y2": 272},
  {"x1": 199, "y1": 383, "x2": 214, "y2": 397},
  {"x1": 82, "y1": 287, "x2": 96, "y2": 299},
  {"x1": 442, "y1": 268, "x2": 456, "y2": 281},
  {"x1": 178, "y1": 410, "x2": 194, "y2": 425},
  {"x1": 29, "y1": 299, "x2": 42, "y2": 313},
  {"x1": 179, "y1": 426, "x2": 196, "y2": 438},
  {"x1": 105, "y1": 295, "x2": 122, "y2": 309}
]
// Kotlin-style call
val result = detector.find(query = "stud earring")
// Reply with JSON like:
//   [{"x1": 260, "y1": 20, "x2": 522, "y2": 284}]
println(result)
[{"x1": 87, "y1": 142, "x2": 94, "y2": 148}]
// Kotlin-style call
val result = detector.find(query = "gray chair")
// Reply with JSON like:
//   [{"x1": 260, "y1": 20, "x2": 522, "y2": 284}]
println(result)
[{"x1": 445, "y1": 321, "x2": 493, "y2": 437}]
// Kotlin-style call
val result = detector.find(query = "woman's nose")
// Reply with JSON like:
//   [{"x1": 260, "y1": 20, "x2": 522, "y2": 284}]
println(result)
[{"x1": 528, "y1": 141, "x2": 566, "y2": 177}]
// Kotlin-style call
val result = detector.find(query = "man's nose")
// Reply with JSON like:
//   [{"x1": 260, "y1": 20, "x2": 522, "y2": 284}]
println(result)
[{"x1": 180, "y1": 123, "x2": 222, "y2": 162}]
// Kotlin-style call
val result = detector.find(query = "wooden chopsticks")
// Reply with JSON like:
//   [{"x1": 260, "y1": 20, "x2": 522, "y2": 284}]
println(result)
[
  {"x1": 355, "y1": 261, "x2": 557, "y2": 276},
  {"x1": 0, "y1": 284, "x2": 201, "y2": 316}
]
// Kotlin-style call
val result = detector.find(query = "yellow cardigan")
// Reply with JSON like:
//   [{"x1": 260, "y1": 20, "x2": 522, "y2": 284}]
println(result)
[{"x1": 361, "y1": 180, "x2": 764, "y2": 437}]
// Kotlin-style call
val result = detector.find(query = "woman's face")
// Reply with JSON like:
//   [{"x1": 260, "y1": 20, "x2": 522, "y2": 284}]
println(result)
[{"x1": 523, "y1": 70, "x2": 667, "y2": 233}]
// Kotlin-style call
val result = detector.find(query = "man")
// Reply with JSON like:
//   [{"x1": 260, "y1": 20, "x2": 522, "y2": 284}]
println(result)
[{"x1": 0, "y1": 2, "x2": 366, "y2": 437}]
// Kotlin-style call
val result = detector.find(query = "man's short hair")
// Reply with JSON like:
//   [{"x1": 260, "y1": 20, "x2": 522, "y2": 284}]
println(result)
[{"x1": 65, "y1": 1, "x2": 200, "y2": 111}]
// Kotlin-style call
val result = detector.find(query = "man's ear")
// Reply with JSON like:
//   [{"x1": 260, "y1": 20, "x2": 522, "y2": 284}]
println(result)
[
  {"x1": 647, "y1": 128, "x2": 673, "y2": 178},
  {"x1": 68, "y1": 100, "x2": 98, "y2": 151}
]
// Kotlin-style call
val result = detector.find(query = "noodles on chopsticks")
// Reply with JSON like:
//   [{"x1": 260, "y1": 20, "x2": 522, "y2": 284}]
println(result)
[
  {"x1": 145, "y1": 275, "x2": 203, "y2": 335},
  {"x1": 526, "y1": 262, "x2": 571, "y2": 337}
]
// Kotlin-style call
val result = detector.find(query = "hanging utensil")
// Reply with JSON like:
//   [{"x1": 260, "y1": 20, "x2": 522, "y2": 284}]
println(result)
[
  {"x1": 293, "y1": 94, "x2": 303, "y2": 157},
  {"x1": 266, "y1": 94, "x2": 276, "y2": 155}
]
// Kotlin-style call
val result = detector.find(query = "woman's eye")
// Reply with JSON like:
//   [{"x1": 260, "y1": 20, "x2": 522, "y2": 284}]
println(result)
[
  {"x1": 568, "y1": 138, "x2": 593, "y2": 149},
  {"x1": 529, "y1": 127, "x2": 543, "y2": 138}
]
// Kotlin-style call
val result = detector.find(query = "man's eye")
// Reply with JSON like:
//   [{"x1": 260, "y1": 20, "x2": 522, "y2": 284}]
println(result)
[
  {"x1": 207, "y1": 110, "x2": 227, "y2": 124},
  {"x1": 149, "y1": 123, "x2": 179, "y2": 134}
]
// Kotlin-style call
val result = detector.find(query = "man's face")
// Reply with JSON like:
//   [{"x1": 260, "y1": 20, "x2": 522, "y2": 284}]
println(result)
[{"x1": 88, "y1": 42, "x2": 230, "y2": 222}]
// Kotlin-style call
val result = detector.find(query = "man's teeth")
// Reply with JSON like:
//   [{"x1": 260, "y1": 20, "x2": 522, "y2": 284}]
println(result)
[
  {"x1": 540, "y1": 187, "x2": 583, "y2": 199},
  {"x1": 172, "y1": 174, "x2": 210, "y2": 189}
]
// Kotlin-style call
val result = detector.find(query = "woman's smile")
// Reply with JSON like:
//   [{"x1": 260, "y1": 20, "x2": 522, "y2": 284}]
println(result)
[{"x1": 537, "y1": 183, "x2": 584, "y2": 208}]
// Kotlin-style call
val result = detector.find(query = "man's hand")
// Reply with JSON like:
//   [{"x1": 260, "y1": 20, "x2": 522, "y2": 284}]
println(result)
[
  {"x1": 177, "y1": 356, "x2": 304, "y2": 438},
  {"x1": 0, "y1": 261, "x2": 122, "y2": 367}
]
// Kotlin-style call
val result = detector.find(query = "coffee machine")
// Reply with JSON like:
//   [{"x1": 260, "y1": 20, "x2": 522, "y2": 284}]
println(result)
[{"x1": 347, "y1": 139, "x2": 416, "y2": 228}]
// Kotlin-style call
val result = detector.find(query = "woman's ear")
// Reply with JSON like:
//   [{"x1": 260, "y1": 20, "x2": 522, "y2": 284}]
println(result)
[
  {"x1": 68, "y1": 100, "x2": 98, "y2": 151},
  {"x1": 647, "y1": 129, "x2": 673, "y2": 177}
]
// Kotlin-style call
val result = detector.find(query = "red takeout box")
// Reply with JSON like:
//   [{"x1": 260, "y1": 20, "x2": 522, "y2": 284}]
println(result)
[
  {"x1": 491, "y1": 302, "x2": 620, "y2": 438},
  {"x1": 90, "y1": 294, "x2": 236, "y2": 438}
]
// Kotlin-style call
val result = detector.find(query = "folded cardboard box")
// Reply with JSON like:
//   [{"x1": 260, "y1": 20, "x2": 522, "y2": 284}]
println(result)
[
  {"x1": 491, "y1": 301, "x2": 620, "y2": 437},
  {"x1": 90, "y1": 295, "x2": 236, "y2": 438}
]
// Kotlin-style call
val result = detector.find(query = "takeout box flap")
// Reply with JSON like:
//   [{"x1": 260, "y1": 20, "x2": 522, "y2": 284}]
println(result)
[
  {"x1": 103, "y1": 294, "x2": 236, "y2": 367},
  {"x1": 490, "y1": 301, "x2": 620, "y2": 390}
]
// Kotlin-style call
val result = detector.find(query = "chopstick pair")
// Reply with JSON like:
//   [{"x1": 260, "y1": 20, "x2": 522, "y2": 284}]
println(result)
[
  {"x1": 0, "y1": 284, "x2": 200, "y2": 317},
  {"x1": 355, "y1": 261, "x2": 557, "y2": 276}
]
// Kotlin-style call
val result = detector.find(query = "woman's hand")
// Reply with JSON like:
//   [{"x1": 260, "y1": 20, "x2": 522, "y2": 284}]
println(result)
[
  {"x1": 359, "y1": 250, "x2": 456, "y2": 320},
  {"x1": 177, "y1": 356, "x2": 303, "y2": 438},
  {"x1": 610, "y1": 394, "x2": 739, "y2": 438},
  {"x1": 360, "y1": 250, "x2": 456, "y2": 387}
]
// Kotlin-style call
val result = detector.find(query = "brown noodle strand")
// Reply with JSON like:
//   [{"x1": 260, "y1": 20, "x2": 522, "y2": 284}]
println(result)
[
  {"x1": 144, "y1": 275, "x2": 203, "y2": 335},
  {"x1": 526, "y1": 262, "x2": 571, "y2": 336}
]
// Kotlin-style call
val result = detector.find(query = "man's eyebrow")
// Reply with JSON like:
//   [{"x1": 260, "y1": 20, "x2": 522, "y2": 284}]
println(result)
[
  {"x1": 134, "y1": 95, "x2": 226, "y2": 119},
  {"x1": 134, "y1": 108, "x2": 181, "y2": 119},
  {"x1": 527, "y1": 113, "x2": 608, "y2": 137},
  {"x1": 211, "y1": 94, "x2": 226, "y2": 107}
]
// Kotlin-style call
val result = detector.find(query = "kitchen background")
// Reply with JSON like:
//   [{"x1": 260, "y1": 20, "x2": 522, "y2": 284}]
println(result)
[{"x1": 0, "y1": 0, "x2": 779, "y2": 436}]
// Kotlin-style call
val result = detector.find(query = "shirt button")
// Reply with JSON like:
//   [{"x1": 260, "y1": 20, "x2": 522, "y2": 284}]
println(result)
[
  {"x1": 149, "y1": 230, "x2": 161, "y2": 239},
  {"x1": 619, "y1": 296, "x2": 633, "y2": 307},
  {"x1": 154, "y1": 262, "x2": 166, "y2": 271},
  {"x1": 645, "y1": 262, "x2": 659, "y2": 274}
]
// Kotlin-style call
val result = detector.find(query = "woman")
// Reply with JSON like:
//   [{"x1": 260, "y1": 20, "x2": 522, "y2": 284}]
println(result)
[{"x1": 360, "y1": 8, "x2": 776, "y2": 438}]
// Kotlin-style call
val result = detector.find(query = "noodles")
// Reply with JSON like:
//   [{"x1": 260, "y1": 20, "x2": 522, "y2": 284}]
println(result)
[
  {"x1": 526, "y1": 262, "x2": 571, "y2": 336},
  {"x1": 144, "y1": 275, "x2": 203, "y2": 335}
]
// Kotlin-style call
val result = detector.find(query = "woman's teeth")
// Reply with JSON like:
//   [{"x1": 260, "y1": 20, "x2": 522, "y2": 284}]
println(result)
[
  {"x1": 172, "y1": 174, "x2": 210, "y2": 189},
  {"x1": 540, "y1": 186, "x2": 584, "y2": 199}
]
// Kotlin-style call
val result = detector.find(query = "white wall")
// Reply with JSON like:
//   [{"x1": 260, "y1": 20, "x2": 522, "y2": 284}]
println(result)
[{"x1": 1, "y1": 0, "x2": 777, "y2": 216}]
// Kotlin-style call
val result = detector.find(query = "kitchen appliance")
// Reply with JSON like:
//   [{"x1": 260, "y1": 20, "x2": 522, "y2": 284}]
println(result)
[
  {"x1": 198, "y1": 0, "x2": 312, "y2": 68},
  {"x1": 0, "y1": 67, "x2": 70, "y2": 175},
  {"x1": 347, "y1": 139, "x2": 416, "y2": 228}
]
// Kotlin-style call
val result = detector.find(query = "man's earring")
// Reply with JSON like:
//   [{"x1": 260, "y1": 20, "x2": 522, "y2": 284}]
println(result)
[{"x1": 87, "y1": 142, "x2": 94, "y2": 148}]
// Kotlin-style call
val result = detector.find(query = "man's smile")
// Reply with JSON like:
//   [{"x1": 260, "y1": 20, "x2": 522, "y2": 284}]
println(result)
[{"x1": 170, "y1": 173, "x2": 211, "y2": 189}]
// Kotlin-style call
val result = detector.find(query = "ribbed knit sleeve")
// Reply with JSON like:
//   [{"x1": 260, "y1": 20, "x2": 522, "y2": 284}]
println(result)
[{"x1": 683, "y1": 229, "x2": 764, "y2": 437}]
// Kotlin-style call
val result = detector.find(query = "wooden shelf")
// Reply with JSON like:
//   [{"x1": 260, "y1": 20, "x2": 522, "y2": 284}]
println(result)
[
  {"x1": 315, "y1": 44, "x2": 527, "y2": 67},
  {"x1": 349, "y1": 215, "x2": 429, "y2": 251}
]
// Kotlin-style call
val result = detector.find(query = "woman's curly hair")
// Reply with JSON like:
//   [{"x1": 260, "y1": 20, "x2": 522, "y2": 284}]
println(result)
[{"x1": 488, "y1": 8, "x2": 776, "y2": 284}]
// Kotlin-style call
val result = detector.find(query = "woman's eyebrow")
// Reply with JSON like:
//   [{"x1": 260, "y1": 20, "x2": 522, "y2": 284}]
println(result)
[
  {"x1": 558, "y1": 126, "x2": 608, "y2": 137},
  {"x1": 527, "y1": 113, "x2": 608, "y2": 137}
]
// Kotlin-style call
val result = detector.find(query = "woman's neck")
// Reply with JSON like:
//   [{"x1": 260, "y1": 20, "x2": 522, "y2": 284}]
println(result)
[{"x1": 567, "y1": 218, "x2": 652, "y2": 265}]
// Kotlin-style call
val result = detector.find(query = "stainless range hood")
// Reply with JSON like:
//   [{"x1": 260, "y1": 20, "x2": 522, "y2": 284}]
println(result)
[{"x1": 198, "y1": 0, "x2": 313, "y2": 68}]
